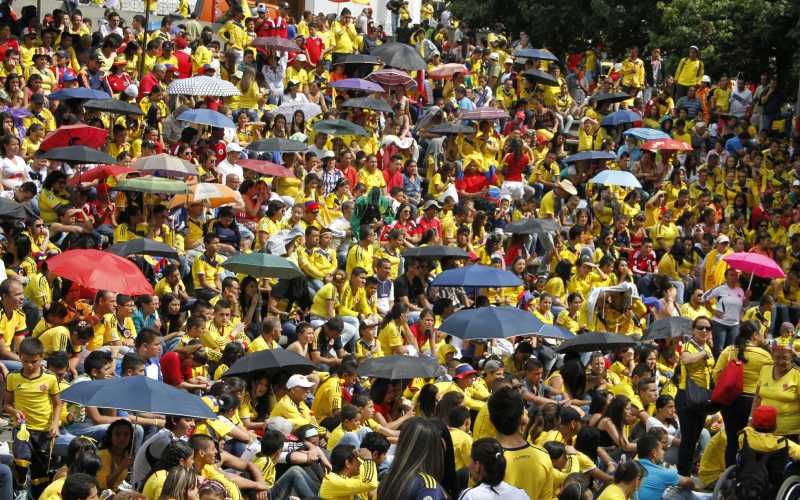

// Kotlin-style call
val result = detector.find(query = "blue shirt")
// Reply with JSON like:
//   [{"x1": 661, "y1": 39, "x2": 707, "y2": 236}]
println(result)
[{"x1": 637, "y1": 458, "x2": 680, "y2": 500}]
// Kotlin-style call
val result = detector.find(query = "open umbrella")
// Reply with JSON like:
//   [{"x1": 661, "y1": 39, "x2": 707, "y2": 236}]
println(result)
[
  {"x1": 504, "y1": 217, "x2": 559, "y2": 236},
  {"x1": 431, "y1": 264, "x2": 523, "y2": 288},
  {"x1": 564, "y1": 151, "x2": 617, "y2": 163},
  {"x1": 247, "y1": 138, "x2": 307, "y2": 152},
  {"x1": 223, "y1": 349, "x2": 315, "y2": 378},
  {"x1": 47, "y1": 249, "x2": 154, "y2": 295},
  {"x1": 83, "y1": 99, "x2": 144, "y2": 115},
  {"x1": 61, "y1": 376, "x2": 215, "y2": 419},
  {"x1": 167, "y1": 76, "x2": 240, "y2": 97},
  {"x1": 370, "y1": 42, "x2": 426, "y2": 71},
  {"x1": 366, "y1": 69, "x2": 416, "y2": 89},
  {"x1": 250, "y1": 36, "x2": 301, "y2": 52},
  {"x1": 133, "y1": 153, "x2": 198, "y2": 178},
  {"x1": 589, "y1": 170, "x2": 642, "y2": 189},
  {"x1": 601, "y1": 110, "x2": 642, "y2": 127},
  {"x1": 723, "y1": 252, "x2": 785, "y2": 279},
  {"x1": 428, "y1": 122, "x2": 476, "y2": 135},
  {"x1": 114, "y1": 177, "x2": 189, "y2": 194},
  {"x1": 222, "y1": 253, "x2": 303, "y2": 279},
  {"x1": 272, "y1": 102, "x2": 323, "y2": 121},
  {"x1": 643, "y1": 317, "x2": 692, "y2": 341},
  {"x1": 521, "y1": 69, "x2": 559, "y2": 86},
  {"x1": 357, "y1": 355, "x2": 442, "y2": 379},
  {"x1": 0, "y1": 198, "x2": 29, "y2": 219},
  {"x1": 41, "y1": 146, "x2": 116, "y2": 164},
  {"x1": 513, "y1": 48, "x2": 559, "y2": 62},
  {"x1": 641, "y1": 138, "x2": 693, "y2": 152},
  {"x1": 109, "y1": 238, "x2": 179, "y2": 259},
  {"x1": 461, "y1": 107, "x2": 510, "y2": 121},
  {"x1": 439, "y1": 307, "x2": 547, "y2": 340},
  {"x1": 429, "y1": 63, "x2": 469, "y2": 79},
  {"x1": 236, "y1": 159, "x2": 295, "y2": 178},
  {"x1": 337, "y1": 54, "x2": 382, "y2": 66},
  {"x1": 68, "y1": 164, "x2": 135, "y2": 186},
  {"x1": 623, "y1": 127, "x2": 670, "y2": 141},
  {"x1": 40, "y1": 124, "x2": 108, "y2": 151},
  {"x1": 342, "y1": 96, "x2": 393, "y2": 114},
  {"x1": 312, "y1": 119, "x2": 368, "y2": 137},
  {"x1": 48, "y1": 88, "x2": 111, "y2": 101},
  {"x1": 538, "y1": 324, "x2": 575, "y2": 340},
  {"x1": 169, "y1": 183, "x2": 242, "y2": 209},
  {"x1": 555, "y1": 332, "x2": 638, "y2": 353},
  {"x1": 330, "y1": 78, "x2": 384, "y2": 93},
  {"x1": 590, "y1": 92, "x2": 632, "y2": 105},
  {"x1": 402, "y1": 245, "x2": 469, "y2": 259},
  {"x1": 178, "y1": 109, "x2": 235, "y2": 129}
]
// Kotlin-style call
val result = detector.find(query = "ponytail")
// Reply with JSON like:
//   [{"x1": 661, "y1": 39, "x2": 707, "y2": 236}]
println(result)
[
  {"x1": 470, "y1": 438, "x2": 506, "y2": 489},
  {"x1": 736, "y1": 320, "x2": 759, "y2": 363}
]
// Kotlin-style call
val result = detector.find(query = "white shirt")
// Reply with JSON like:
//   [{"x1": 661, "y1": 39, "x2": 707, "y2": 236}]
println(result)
[
  {"x1": 281, "y1": 91, "x2": 309, "y2": 105},
  {"x1": 703, "y1": 284, "x2": 745, "y2": 326},
  {"x1": 458, "y1": 482, "x2": 531, "y2": 500},
  {"x1": 1, "y1": 156, "x2": 28, "y2": 190},
  {"x1": 729, "y1": 87, "x2": 753, "y2": 118},
  {"x1": 216, "y1": 158, "x2": 243, "y2": 184}
]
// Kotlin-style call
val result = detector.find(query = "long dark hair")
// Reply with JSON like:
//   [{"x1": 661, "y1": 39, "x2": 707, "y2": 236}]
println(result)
[
  {"x1": 735, "y1": 320, "x2": 760, "y2": 362},
  {"x1": 377, "y1": 418, "x2": 446, "y2": 499},
  {"x1": 470, "y1": 438, "x2": 507, "y2": 490},
  {"x1": 603, "y1": 394, "x2": 630, "y2": 433},
  {"x1": 417, "y1": 383, "x2": 438, "y2": 418}
]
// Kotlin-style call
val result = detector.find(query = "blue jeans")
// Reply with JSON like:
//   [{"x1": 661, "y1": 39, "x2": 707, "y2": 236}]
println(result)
[
  {"x1": 0, "y1": 463, "x2": 11, "y2": 500},
  {"x1": 270, "y1": 465, "x2": 320, "y2": 499},
  {"x1": 0, "y1": 360, "x2": 20, "y2": 372},
  {"x1": 711, "y1": 321, "x2": 739, "y2": 359}
]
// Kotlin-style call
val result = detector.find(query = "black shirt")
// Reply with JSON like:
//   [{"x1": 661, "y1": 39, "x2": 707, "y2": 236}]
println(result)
[{"x1": 394, "y1": 274, "x2": 425, "y2": 305}]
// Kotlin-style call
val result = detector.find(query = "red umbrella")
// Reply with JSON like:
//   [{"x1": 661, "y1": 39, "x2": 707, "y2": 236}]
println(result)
[
  {"x1": 237, "y1": 159, "x2": 296, "y2": 178},
  {"x1": 641, "y1": 138, "x2": 693, "y2": 152},
  {"x1": 47, "y1": 249, "x2": 154, "y2": 295},
  {"x1": 366, "y1": 69, "x2": 416, "y2": 89},
  {"x1": 40, "y1": 124, "x2": 108, "y2": 152},
  {"x1": 68, "y1": 164, "x2": 136, "y2": 186},
  {"x1": 429, "y1": 63, "x2": 469, "y2": 79},
  {"x1": 461, "y1": 107, "x2": 510, "y2": 121}
]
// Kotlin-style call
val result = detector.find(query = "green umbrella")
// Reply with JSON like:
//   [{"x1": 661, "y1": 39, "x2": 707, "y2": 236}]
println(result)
[
  {"x1": 114, "y1": 177, "x2": 189, "y2": 194},
  {"x1": 312, "y1": 119, "x2": 369, "y2": 137},
  {"x1": 222, "y1": 253, "x2": 304, "y2": 279}
]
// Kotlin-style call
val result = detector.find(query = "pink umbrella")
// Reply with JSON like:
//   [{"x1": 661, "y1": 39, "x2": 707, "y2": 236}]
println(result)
[
  {"x1": 722, "y1": 252, "x2": 785, "y2": 279},
  {"x1": 429, "y1": 63, "x2": 469, "y2": 79}
]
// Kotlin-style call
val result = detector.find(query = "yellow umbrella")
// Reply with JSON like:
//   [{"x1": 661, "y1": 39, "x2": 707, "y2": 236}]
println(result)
[{"x1": 168, "y1": 183, "x2": 243, "y2": 209}]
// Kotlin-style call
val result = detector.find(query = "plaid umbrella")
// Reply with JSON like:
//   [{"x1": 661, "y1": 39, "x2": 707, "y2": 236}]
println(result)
[
  {"x1": 330, "y1": 78, "x2": 384, "y2": 93},
  {"x1": 250, "y1": 37, "x2": 301, "y2": 52},
  {"x1": 461, "y1": 107, "x2": 509, "y2": 120},
  {"x1": 366, "y1": 69, "x2": 416, "y2": 89},
  {"x1": 167, "y1": 76, "x2": 241, "y2": 97},
  {"x1": 272, "y1": 102, "x2": 322, "y2": 120},
  {"x1": 133, "y1": 153, "x2": 198, "y2": 177},
  {"x1": 429, "y1": 63, "x2": 469, "y2": 79},
  {"x1": 370, "y1": 42, "x2": 426, "y2": 71},
  {"x1": 341, "y1": 97, "x2": 393, "y2": 114}
]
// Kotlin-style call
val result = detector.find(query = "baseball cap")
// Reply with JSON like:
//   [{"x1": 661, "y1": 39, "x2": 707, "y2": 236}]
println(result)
[
  {"x1": 489, "y1": 53, "x2": 499, "y2": 60},
  {"x1": 201, "y1": 64, "x2": 215, "y2": 74},
  {"x1": 174, "y1": 37, "x2": 189, "y2": 49},
  {"x1": 124, "y1": 84, "x2": 139, "y2": 98},
  {"x1": 295, "y1": 53, "x2": 307, "y2": 62},
  {"x1": 423, "y1": 199, "x2": 440, "y2": 210},
  {"x1": 483, "y1": 359, "x2": 503, "y2": 373},
  {"x1": 751, "y1": 405, "x2": 777, "y2": 432},
  {"x1": 286, "y1": 374, "x2": 314, "y2": 390},
  {"x1": 232, "y1": 70, "x2": 243, "y2": 79},
  {"x1": 60, "y1": 69, "x2": 78, "y2": 83},
  {"x1": 702, "y1": 74, "x2": 711, "y2": 83},
  {"x1": 304, "y1": 201, "x2": 320, "y2": 212},
  {"x1": 715, "y1": 234, "x2": 730, "y2": 245},
  {"x1": 322, "y1": 150, "x2": 335, "y2": 159},
  {"x1": 30, "y1": 93, "x2": 44, "y2": 104},
  {"x1": 453, "y1": 363, "x2": 478, "y2": 379},
  {"x1": 256, "y1": 3, "x2": 267, "y2": 12},
  {"x1": 226, "y1": 143, "x2": 243, "y2": 153},
  {"x1": 153, "y1": 63, "x2": 167, "y2": 73}
]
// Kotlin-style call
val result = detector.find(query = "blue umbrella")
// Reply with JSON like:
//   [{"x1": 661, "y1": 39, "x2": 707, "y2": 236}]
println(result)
[
  {"x1": 60, "y1": 376, "x2": 216, "y2": 419},
  {"x1": 589, "y1": 169, "x2": 642, "y2": 189},
  {"x1": 438, "y1": 306, "x2": 545, "y2": 340},
  {"x1": 178, "y1": 108, "x2": 236, "y2": 129},
  {"x1": 623, "y1": 127, "x2": 670, "y2": 140},
  {"x1": 431, "y1": 264, "x2": 523, "y2": 288},
  {"x1": 600, "y1": 110, "x2": 641, "y2": 127},
  {"x1": 538, "y1": 324, "x2": 577, "y2": 340},
  {"x1": 513, "y1": 48, "x2": 559, "y2": 62},
  {"x1": 49, "y1": 88, "x2": 111, "y2": 101},
  {"x1": 564, "y1": 151, "x2": 617, "y2": 163}
]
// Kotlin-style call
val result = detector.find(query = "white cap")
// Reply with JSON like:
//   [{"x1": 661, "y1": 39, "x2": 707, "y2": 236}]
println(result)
[
  {"x1": 793, "y1": 180, "x2": 800, "y2": 187},
  {"x1": 286, "y1": 374, "x2": 314, "y2": 390},
  {"x1": 489, "y1": 53, "x2": 499, "y2": 60},
  {"x1": 702, "y1": 75, "x2": 711, "y2": 83},
  {"x1": 226, "y1": 143, "x2": 243, "y2": 153},
  {"x1": 322, "y1": 150, "x2": 336, "y2": 159},
  {"x1": 716, "y1": 234, "x2": 730, "y2": 244},
  {"x1": 124, "y1": 84, "x2": 139, "y2": 98},
  {"x1": 232, "y1": 70, "x2": 243, "y2": 79},
  {"x1": 295, "y1": 53, "x2": 307, "y2": 62}
]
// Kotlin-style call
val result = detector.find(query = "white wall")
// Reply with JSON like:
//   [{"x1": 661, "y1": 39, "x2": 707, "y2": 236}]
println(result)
[{"x1": 303, "y1": 0, "x2": 421, "y2": 35}]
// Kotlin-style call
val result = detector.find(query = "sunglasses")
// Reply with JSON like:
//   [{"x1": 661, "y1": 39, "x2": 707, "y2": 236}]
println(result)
[{"x1": 695, "y1": 325, "x2": 712, "y2": 332}]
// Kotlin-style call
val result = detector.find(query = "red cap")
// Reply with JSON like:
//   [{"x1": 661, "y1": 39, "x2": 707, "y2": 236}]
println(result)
[
  {"x1": 304, "y1": 201, "x2": 320, "y2": 212},
  {"x1": 752, "y1": 405, "x2": 778, "y2": 431},
  {"x1": 174, "y1": 37, "x2": 188, "y2": 49}
]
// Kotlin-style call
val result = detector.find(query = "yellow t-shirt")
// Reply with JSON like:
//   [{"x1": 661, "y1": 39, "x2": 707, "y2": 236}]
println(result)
[
  {"x1": 252, "y1": 455, "x2": 277, "y2": 487},
  {"x1": 679, "y1": 340, "x2": 713, "y2": 390},
  {"x1": 0, "y1": 308, "x2": 26, "y2": 349},
  {"x1": 598, "y1": 483, "x2": 628, "y2": 500},
  {"x1": 502, "y1": 443, "x2": 554, "y2": 500},
  {"x1": 713, "y1": 345, "x2": 772, "y2": 395},
  {"x1": 7, "y1": 370, "x2": 60, "y2": 431},
  {"x1": 310, "y1": 283, "x2": 339, "y2": 318},
  {"x1": 756, "y1": 365, "x2": 800, "y2": 435},
  {"x1": 450, "y1": 427, "x2": 473, "y2": 470},
  {"x1": 378, "y1": 321, "x2": 403, "y2": 355},
  {"x1": 312, "y1": 375, "x2": 343, "y2": 420}
]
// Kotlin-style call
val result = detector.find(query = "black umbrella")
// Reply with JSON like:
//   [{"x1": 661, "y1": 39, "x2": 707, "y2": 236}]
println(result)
[
  {"x1": 402, "y1": 245, "x2": 469, "y2": 259},
  {"x1": 555, "y1": 332, "x2": 639, "y2": 353},
  {"x1": 41, "y1": 146, "x2": 116, "y2": 164},
  {"x1": 590, "y1": 92, "x2": 632, "y2": 105},
  {"x1": 504, "y1": 217, "x2": 560, "y2": 236},
  {"x1": 357, "y1": 355, "x2": 443, "y2": 379},
  {"x1": 108, "y1": 238, "x2": 180, "y2": 259},
  {"x1": 247, "y1": 138, "x2": 307, "y2": 153},
  {"x1": 83, "y1": 99, "x2": 144, "y2": 115},
  {"x1": 428, "y1": 122, "x2": 476, "y2": 135},
  {"x1": 336, "y1": 54, "x2": 382, "y2": 66},
  {"x1": 642, "y1": 317, "x2": 692, "y2": 341},
  {"x1": 370, "y1": 42, "x2": 426, "y2": 71},
  {"x1": 342, "y1": 97, "x2": 394, "y2": 114},
  {"x1": 521, "y1": 69, "x2": 560, "y2": 87},
  {"x1": 222, "y1": 349, "x2": 316, "y2": 378},
  {"x1": 0, "y1": 198, "x2": 30, "y2": 219}
]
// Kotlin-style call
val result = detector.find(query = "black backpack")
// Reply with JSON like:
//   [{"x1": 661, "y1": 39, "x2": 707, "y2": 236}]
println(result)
[{"x1": 731, "y1": 432, "x2": 788, "y2": 500}]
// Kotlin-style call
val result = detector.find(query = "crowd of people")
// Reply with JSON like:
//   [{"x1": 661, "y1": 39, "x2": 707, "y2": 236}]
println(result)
[{"x1": 0, "y1": 0, "x2": 796, "y2": 499}]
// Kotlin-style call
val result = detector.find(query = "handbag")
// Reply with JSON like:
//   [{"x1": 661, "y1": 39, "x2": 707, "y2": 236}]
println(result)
[
  {"x1": 683, "y1": 340, "x2": 715, "y2": 413},
  {"x1": 711, "y1": 359, "x2": 744, "y2": 406}
]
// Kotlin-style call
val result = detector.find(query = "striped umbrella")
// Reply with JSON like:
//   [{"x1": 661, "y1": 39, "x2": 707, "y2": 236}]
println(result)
[
  {"x1": 461, "y1": 107, "x2": 509, "y2": 121},
  {"x1": 366, "y1": 69, "x2": 416, "y2": 89},
  {"x1": 167, "y1": 76, "x2": 241, "y2": 97}
]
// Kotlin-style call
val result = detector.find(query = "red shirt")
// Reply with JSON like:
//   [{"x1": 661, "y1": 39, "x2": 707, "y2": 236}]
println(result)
[
  {"x1": 160, "y1": 351, "x2": 191, "y2": 386},
  {"x1": 108, "y1": 73, "x2": 133, "y2": 94},
  {"x1": 416, "y1": 216, "x2": 442, "y2": 239},
  {"x1": 213, "y1": 140, "x2": 227, "y2": 163},
  {"x1": 383, "y1": 168, "x2": 404, "y2": 193},
  {"x1": 502, "y1": 152, "x2": 528, "y2": 182},
  {"x1": 174, "y1": 51, "x2": 192, "y2": 78},
  {"x1": 456, "y1": 172, "x2": 489, "y2": 194},
  {"x1": 305, "y1": 36, "x2": 324, "y2": 65},
  {"x1": 138, "y1": 72, "x2": 160, "y2": 99},
  {"x1": 339, "y1": 165, "x2": 358, "y2": 190}
]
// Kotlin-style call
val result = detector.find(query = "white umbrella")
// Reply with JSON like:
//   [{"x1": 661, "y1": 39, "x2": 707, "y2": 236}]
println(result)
[
  {"x1": 272, "y1": 102, "x2": 322, "y2": 121},
  {"x1": 133, "y1": 153, "x2": 198, "y2": 178},
  {"x1": 167, "y1": 76, "x2": 241, "y2": 97}
]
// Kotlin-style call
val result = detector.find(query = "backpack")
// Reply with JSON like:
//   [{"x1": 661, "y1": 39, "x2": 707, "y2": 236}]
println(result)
[
  {"x1": 711, "y1": 357, "x2": 743, "y2": 405},
  {"x1": 731, "y1": 432, "x2": 788, "y2": 500}
]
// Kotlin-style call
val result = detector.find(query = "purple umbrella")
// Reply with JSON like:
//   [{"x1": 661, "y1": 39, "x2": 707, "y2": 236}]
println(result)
[{"x1": 330, "y1": 78, "x2": 384, "y2": 93}]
